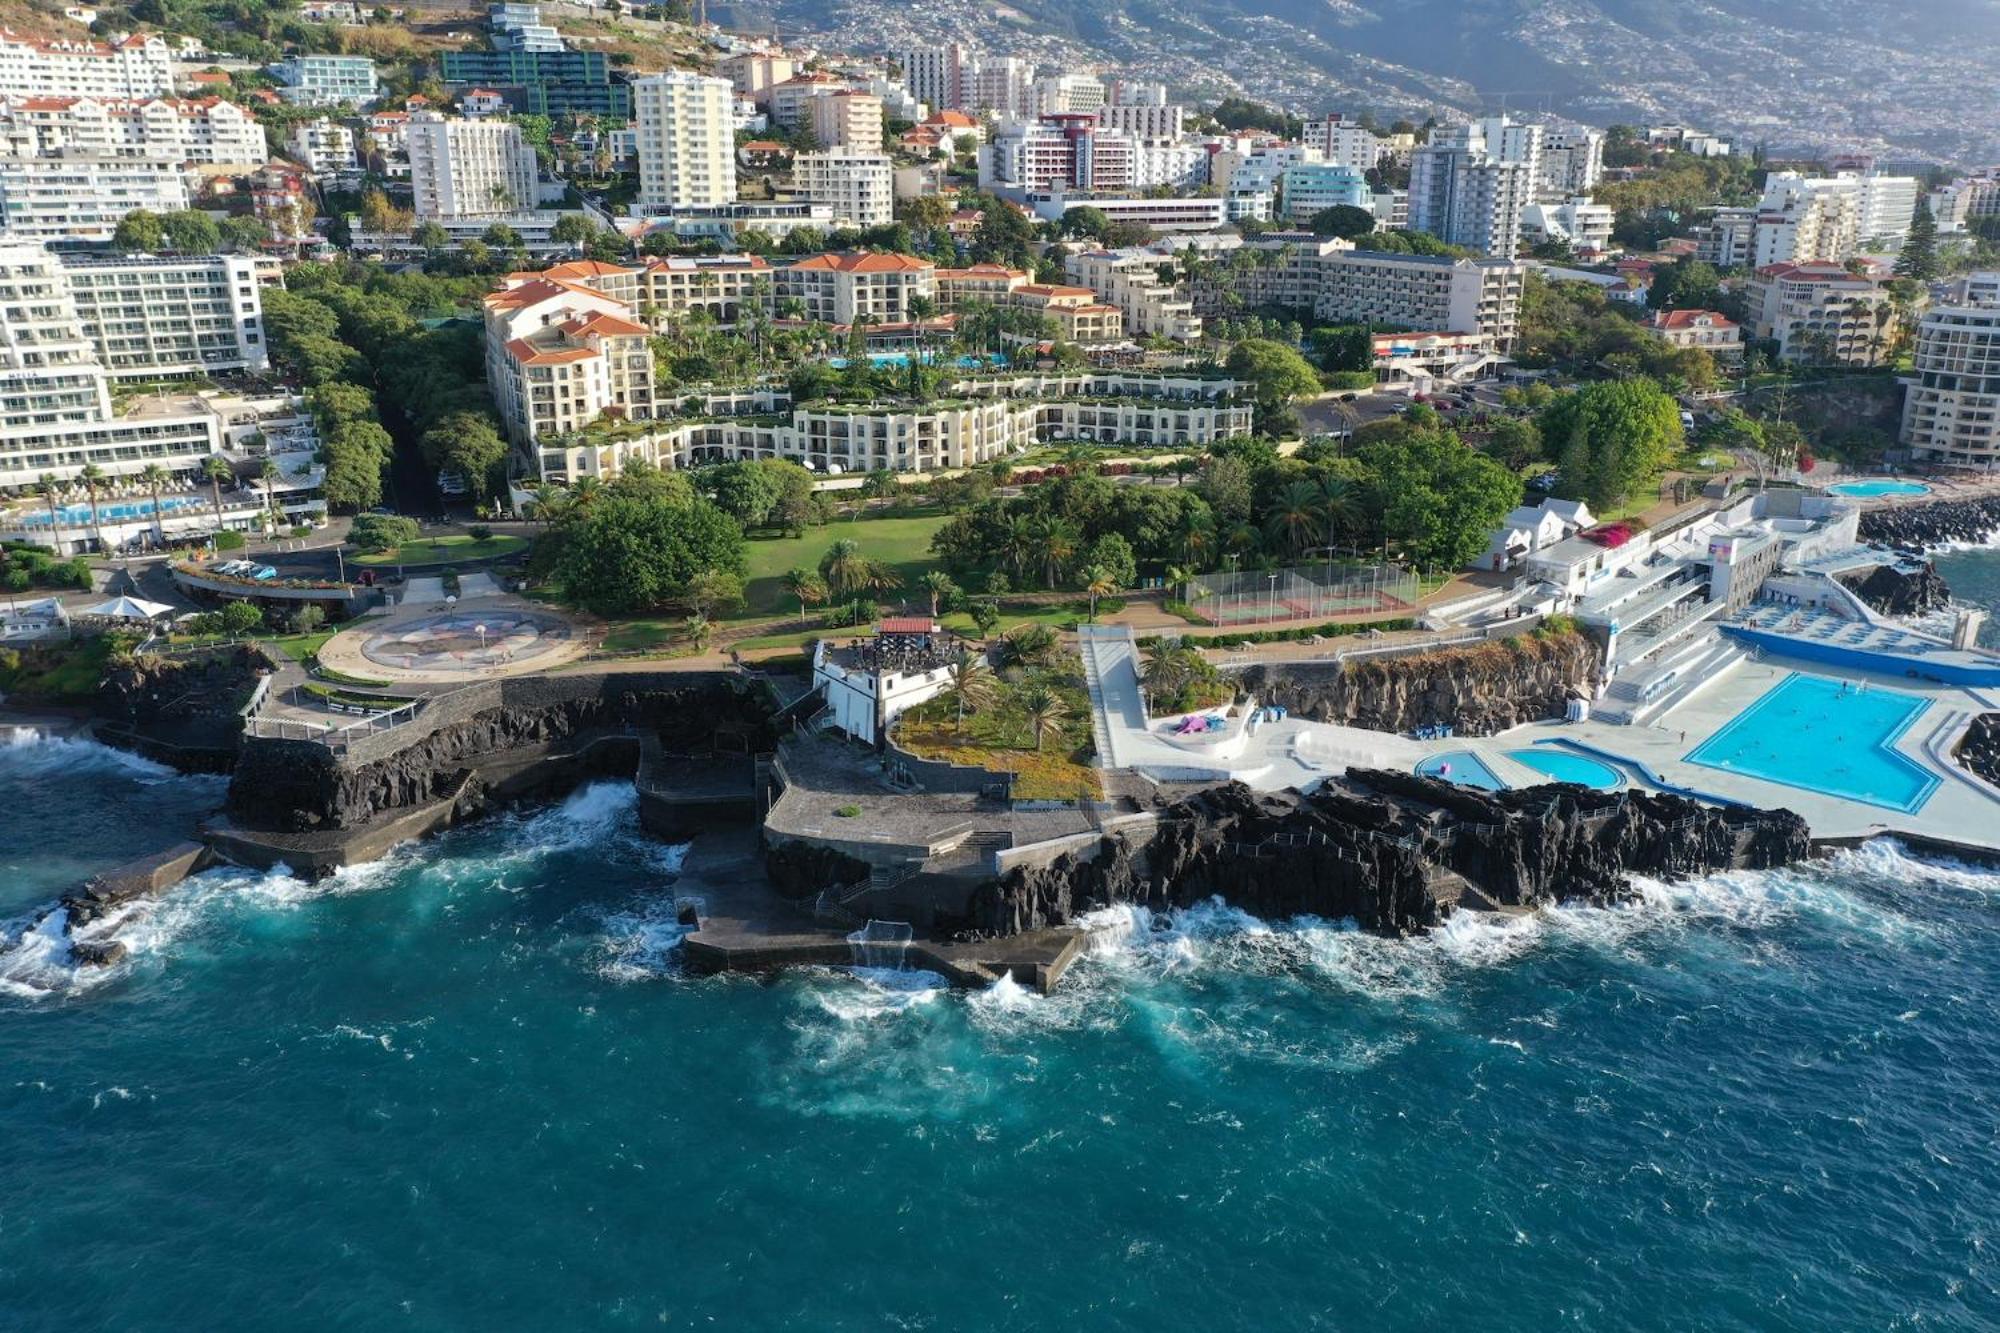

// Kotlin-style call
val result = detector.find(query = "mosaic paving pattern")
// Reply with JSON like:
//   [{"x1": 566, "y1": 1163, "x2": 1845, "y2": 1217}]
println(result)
[{"x1": 360, "y1": 611, "x2": 575, "y2": 672}]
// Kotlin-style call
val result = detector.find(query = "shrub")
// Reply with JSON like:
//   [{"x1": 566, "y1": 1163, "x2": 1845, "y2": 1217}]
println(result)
[
  {"x1": 833, "y1": 804, "x2": 861, "y2": 818},
  {"x1": 349, "y1": 513, "x2": 419, "y2": 553},
  {"x1": 215, "y1": 530, "x2": 247, "y2": 551},
  {"x1": 468, "y1": 524, "x2": 493, "y2": 542}
]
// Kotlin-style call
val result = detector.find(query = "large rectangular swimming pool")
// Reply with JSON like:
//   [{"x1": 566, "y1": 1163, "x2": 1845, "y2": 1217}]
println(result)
[{"x1": 1686, "y1": 673, "x2": 1939, "y2": 813}]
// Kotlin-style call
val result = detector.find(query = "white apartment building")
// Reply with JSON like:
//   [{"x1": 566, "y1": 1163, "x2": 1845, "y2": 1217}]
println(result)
[
  {"x1": 269, "y1": 54, "x2": 378, "y2": 107},
  {"x1": 1748, "y1": 261, "x2": 1902, "y2": 366},
  {"x1": 0, "y1": 94, "x2": 266, "y2": 166},
  {"x1": 1902, "y1": 302, "x2": 2000, "y2": 466},
  {"x1": 792, "y1": 148, "x2": 893, "y2": 229},
  {"x1": 407, "y1": 111, "x2": 539, "y2": 219},
  {"x1": 774, "y1": 251, "x2": 934, "y2": 326},
  {"x1": 806, "y1": 89, "x2": 883, "y2": 154},
  {"x1": 59, "y1": 249, "x2": 267, "y2": 378},
  {"x1": 969, "y1": 56, "x2": 1035, "y2": 118},
  {"x1": 0, "y1": 30, "x2": 176, "y2": 100},
  {"x1": 1537, "y1": 123, "x2": 1604, "y2": 200},
  {"x1": 1752, "y1": 171, "x2": 1921, "y2": 263},
  {"x1": 1694, "y1": 206, "x2": 1757, "y2": 268},
  {"x1": 981, "y1": 114, "x2": 1136, "y2": 192},
  {"x1": 1132, "y1": 138, "x2": 1206, "y2": 190},
  {"x1": 286, "y1": 117, "x2": 356, "y2": 174},
  {"x1": 1408, "y1": 117, "x2": 1542, "y2": 256},
  {"x1": 632, "y1": 71, "x2": 737, "y2": 213},
  {"x1": 482, "y1": 274, "x2": 656, "y2": 445},
  {"x1": 0, "y1": 152, "x2": 189, "y2": 240},
  {"x1": 900, "y1": 44, "x2": 967, "y2": 116},
  {"x1": 1521, "y1": 196, "x2": 1615, "y2": 255},
  {"x1": 0, "y1": 243, "x2": 221, "y2": 491},
  {"x1": 1097, "y1": 101, "x2": 1184, "y2": 141},
  {"x1": 1029, "y1": 191, "x2": 1225, "y2": 232},
  {"x1": 1033, "y1": 73, "x2": 1104, "y2": 115},
  {"x1": 1314, "y1": 248, "x2": 1527, "y2": 348},
  {"x1": 1303, "y1": 116, "x2": 1382, "y2": 171},
  {"x1": 1928, "y1": 174, "x2": 2000, "y2": 235},
  {"x1": 1065, "y1": 246, "x2": 1201, "y2": 341}
]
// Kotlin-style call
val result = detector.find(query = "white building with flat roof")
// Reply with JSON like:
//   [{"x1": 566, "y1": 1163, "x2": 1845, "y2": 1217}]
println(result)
[
  {"x1": 0, "y1": 29, "x2": 175, "y2": 100},
  {"x1": 0, "y1": 152, "x2": 188, "y2": 240},
  {"x1": 407, "y1": 111, "x2": 539, "y2": 219},
  {"x1": 1901, "y1": 303, "x2": 2000, "y2": 467},
  {"x1": 792, "y1": 147, "x2": 892, "y2": 228},
  {"x1": 632, "y1": 70, "x2": 737, "y2": 213},
  {"x1": 1408, "y1": 117, "x2": 1542, "y2": 257},
  {"x1": 286, "y1": 117, "x2": 356, "y2": 174},
  {"x1": 0, "y1": 93, "x2": 265, "y2": 165},
  {"x1": 1315, "y1": 248, "x2": 1527, "y2": 347},
  {"x1": 59, "y1": 249, "x2": 267, "y2": 378},
  {"x1": 269, "y1": 54, "x2": 378, "y2": 107}
]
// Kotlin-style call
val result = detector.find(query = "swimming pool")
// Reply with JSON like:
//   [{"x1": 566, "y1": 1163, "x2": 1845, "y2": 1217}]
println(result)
[
  {"x1": 1827, "y1": 480, "x2": 1931, "y2": 498},
  {"x1": 16, "y1": 496, "x2": 209, "y2": 526},
  {"x1": 1686, "y1": 672, "x2": 1939, "y2": 812},
  {"x1": 1415, "y1": 750, "x2": 1506, "y2": 790},
  {"x1": 1505, "y1": 748, "x2": 1624, "y2": 790},
  {"x1": 825, "y1": 351, "x2": 1008, "y2": 370}
]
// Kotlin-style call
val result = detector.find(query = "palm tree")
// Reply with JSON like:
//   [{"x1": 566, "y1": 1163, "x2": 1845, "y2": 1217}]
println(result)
[
  {"x1": 1263, "y1": 480, "x2": 1320, "y2": 556},
  {"x1": 1000, "y1": 514, "x2": 1038, "y2": 582},
  {"x1": 1082, "y1": 563, "x2": 1118, "y2": 621},
  {"x1": 861, "y1": 559, "x2": 902, "y2": 599},
  {"x1": 684, "y1": 612, "x2": 713, "y2": 652},
  {"x1": 77, "y1": 462, "x2": 106, "y2": 554},
  {"x1": 920, "y1": 570, "x2": 958, "y2": 618},
  {"x1": 1316, "y1": 475, "x2": 1360, "y2": 556},
  {"x1": 259, "y1": 457, "x2": 281, "y2": 530},
  {"x1": 138, "y1": 463, "x2": 169, "y2": 548},
  {"x1": 202, "y1": 455, "x2": 233, "y2": 534},
  {"x1": 1141, "y1": 641, "x2": 1194, "y2": 704},
  {"x1": 35, "y1": 473, "x2": 64, "y2": 535},
  {"x1": 1164, "y1": 564, "x2": 1194, "y2": 601},
  {"x1": 999, "y1": 623, "x2": 1057, "y2": 669},
  {"x1": 942, "y1": 650, "x2": 996, "y2": 733},
  {"x1": 1039, "y1": 519, "x2": 1079, "y2": 591},
  {"x1": 783, "y1": 566, "x2": 828, "y2": 618},
  {"x1": 819, "y1": 538, "x2": 869, "y2": 599},
  {"x1": 1180, "y1": 515, "x2": 1215, "y2": 566},
  {"x1": 1018, "y1": 683, "x2": 1067, "y2": 752}
]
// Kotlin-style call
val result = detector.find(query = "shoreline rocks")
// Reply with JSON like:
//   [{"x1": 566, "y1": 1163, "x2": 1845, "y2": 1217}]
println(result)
[
  {"x1": 1856, "y1": 495, "x2": 2000, "y2": 550},
  {"x1": 1838, "y1": 561, "x2": 1953, "y2": 617},
  {"x1": 960, "y1": 772, "x2": 1810, "y2": 938}
]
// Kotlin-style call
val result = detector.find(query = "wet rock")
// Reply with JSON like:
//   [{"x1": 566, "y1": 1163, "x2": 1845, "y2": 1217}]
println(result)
[
  {"x1": 1837, "y1": 561, "x2": 1953, "y2": 617},
  {"x1": 71, "y1": 939, "x2": 128, "y2": 968},
  {"x1": 1955, "y1": 714, "x2": 2000, "y2": 789},
  {"x1": 1856, "y1": 496, "x2": 2000, "y2": 550},
  {"x1": 959, "y1": 772, "x2": 1810, "y2": 939}
]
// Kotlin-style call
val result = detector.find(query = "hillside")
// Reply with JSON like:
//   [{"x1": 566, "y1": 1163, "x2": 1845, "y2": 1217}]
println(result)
[{"x1": 732, "y1": 0, "x2": 2000, "y2": 164}]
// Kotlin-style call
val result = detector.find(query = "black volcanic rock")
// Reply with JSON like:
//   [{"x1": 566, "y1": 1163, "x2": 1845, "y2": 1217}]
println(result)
[
  {"x1": 958, "y1": 772, "x2": 1810, "y2": 939},
  {"x1": 1838, "y1": 561, "x2": 1953, "y2": 617},
  {"x1": 1857, "y1": 496, "x2": 2000, "y2": 550},
  {"x1": 1955, "y1": 714, "x2": 2000, "y2": 790}
]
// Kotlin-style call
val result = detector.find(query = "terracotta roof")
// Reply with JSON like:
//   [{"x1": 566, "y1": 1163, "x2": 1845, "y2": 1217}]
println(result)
[
  {"x1": 1649, "y1": 309, "x2": 1737, "y2": 331},
  {"x1": 1017, "y1": 283, "x2": 1095, "y2": 299},
  {"x1": 539, "y1": 259, "x2": 635, "y2": 280},
  {"x1": 876, "y1": 617, "x2": 935, "y2": 634},
  {"x1": 928, "y1": 110, "x2": 978, "y2": 128},
  {"x1": 505, "y1": 336, "x2": 597, "y2": 366},
  {"x1": 561, "y1": 311, "x2": 650, "y2": 338},
  {"x1": 934, "y1": 263, "x2": 1022, "y2": 280},
  {"x1": 786, "y1": 251, "x2": 931, "y2": 274},
  {"x1": 739, "y1": 139, "x2": 787, "y2": 152}
]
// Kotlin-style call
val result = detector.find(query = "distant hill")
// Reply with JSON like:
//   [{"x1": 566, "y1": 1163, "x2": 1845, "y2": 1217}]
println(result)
[{"x1": 736, "y1": 0, "x2": 2000, "y2": 164}]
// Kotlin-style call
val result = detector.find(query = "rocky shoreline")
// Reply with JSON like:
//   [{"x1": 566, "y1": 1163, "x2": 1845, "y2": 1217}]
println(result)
[
  {"x1": 1856, "y1": 495, "x2": 2000, "y2": 550},
  {"x1": 1838, "y1": 560, "x2": 1953, "y2": 617},
  {"x1": 963, "y1": 772, "x2": 1811, "y2": 939}
]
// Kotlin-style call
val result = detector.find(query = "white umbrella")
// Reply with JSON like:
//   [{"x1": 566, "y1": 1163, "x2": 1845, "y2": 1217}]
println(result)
[{"x1": 82, "y1": 595, "x2": 175, "y2": 621}]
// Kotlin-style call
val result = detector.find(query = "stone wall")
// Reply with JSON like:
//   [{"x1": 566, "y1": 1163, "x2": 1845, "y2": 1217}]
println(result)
[{"x1": 1239, "y1": 630, "x2": 1601, "y2": 738}]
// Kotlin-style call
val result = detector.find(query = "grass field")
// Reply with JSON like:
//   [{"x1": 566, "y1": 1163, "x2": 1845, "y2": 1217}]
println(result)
[
  {"x1": 738, "y1": 515, "x2": 950, "y2": 620},
  {"x1": 353, "y1": 534, "x2": 528, "y2": 567}
]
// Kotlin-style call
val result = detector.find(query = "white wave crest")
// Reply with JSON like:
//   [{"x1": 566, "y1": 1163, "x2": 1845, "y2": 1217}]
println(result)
[{"x1": 0, "y1": 733, "x2": 195, "y2": 785}]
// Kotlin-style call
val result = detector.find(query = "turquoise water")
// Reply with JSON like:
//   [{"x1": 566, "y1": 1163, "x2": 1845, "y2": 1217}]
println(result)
[
  {"x1": 825, "y1": 351, "x2": 1007, "y2": 369},
  {"x1": 16, "y1": 496, "x2": 209, "y2": 526},
  {"x1": 1688, "y1": 673, "x2": 1939, "y2": 812},
  {"x1": 1827, "y1": 480, "x2": 1931, "y2": 498},
  {"x1": 1506, "y1": 747, "x2": 1624, "y2": 790},
  {"x1": 1415, "y1": 750, "x2": 1506, "y2": 790},
  {"x1": 5, "y1": 746, "x2": 2000, "y2": 1328}
]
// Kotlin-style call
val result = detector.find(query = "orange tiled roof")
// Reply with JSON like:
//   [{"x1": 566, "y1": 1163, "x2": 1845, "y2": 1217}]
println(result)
[
  {"x1": 787, "y1": 251, "x2": 931, "y2": 274},
  {"x1": 561, "y1": 311, "x2": 650, "y2": 338},
  {"x1": 1649, "y1": 308, "x2": 1737, "y2": 330}
]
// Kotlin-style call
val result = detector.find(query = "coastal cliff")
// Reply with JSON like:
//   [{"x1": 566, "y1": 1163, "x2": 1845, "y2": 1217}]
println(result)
[
  {"x1": 226, "y1": 673, "x2": 771, "y2": 833},
  {"x1": 1240, "y1": 630, "x2": 1600, "y2": 737},
  {"x1": 95, "y1": 644, "x2": 272, "y2": 770},
  {"x1": 961, "y1": 772, "x2": 1810, "y2": 938},
  {"x1": 1856, "y1": 495, "x2": 2000, "y2": 549}
]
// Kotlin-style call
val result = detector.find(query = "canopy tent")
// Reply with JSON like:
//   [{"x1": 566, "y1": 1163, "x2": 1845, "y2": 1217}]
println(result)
[{"x1": 81, "y1": 595, "x2": 175, "y2": 621}]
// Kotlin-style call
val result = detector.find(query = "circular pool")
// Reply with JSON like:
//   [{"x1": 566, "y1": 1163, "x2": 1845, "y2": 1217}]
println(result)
[
  {"x1": 1505, "y1": 748, "x2": 1624, "y2": 790},
  {"x1": 1826, "y1": 480, "x2": 1930, "y2": 498}
]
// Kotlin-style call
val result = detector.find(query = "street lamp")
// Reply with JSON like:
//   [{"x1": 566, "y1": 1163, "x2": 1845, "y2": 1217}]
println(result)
[{"x1": 1267, "y1": 572, "x2": 1279, "y2": 625}]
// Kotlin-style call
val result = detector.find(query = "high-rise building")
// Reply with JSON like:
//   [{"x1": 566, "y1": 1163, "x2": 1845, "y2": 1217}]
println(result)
[
  {"x1": 968, "y1": 56, "x2": 1034, "y2": 118},
  {"x1": 718, "y1": 51, "x2": 795, "y2": 107},
  {"x1": 406, "y1": 111, "x2": 539, "y2": 218},
  {"x1": 59, "y1": 250, "x2": 268, "y2": 378},
  {"x1": 793, "y1": 149, "x2": 893, "y2": 229},
  {"x1": 1901, "y1": 290, "x2": 2000, "y2": 466},
  {"x1": 1033, "y1": 73, "x2": 1104, "y2": 116},
  {"x1": 807, "y1": 90, "x2": 883, "y2": 154},
  {"x1": 0, "y1": 153, "x2": 189, "y2": 240},
  {"x1": 632, "y1": 71, "x2": 737, "y2": 214},
  {"x1": 0, "y1": 94, "x2": 267, "y2": 165},
  {"x1": 1537, "y1": 123, "x2": 1604, "y2": 200},
  {"x1": 981, "y1": 114, "x2": 1137, "y2": 192},
  {"x1": 1407, "y1": 117, "x2": 1543, "y2": 256},
  {"x1": 900, "y1": 45, "x2": 967, "y2": 115},
  {"x1": 1280, "y1": 163, "x2": 1371, "y2": 223},
  {"x1": 1304, "y1": 115, "x2": 1383, "y2": 171},
  {"x1": 1313, "y1": 248, "x2": 1527, "y2": 348},
  {"x1": 1097, "y1": 101, "x2": 1184, "y2": 141}
]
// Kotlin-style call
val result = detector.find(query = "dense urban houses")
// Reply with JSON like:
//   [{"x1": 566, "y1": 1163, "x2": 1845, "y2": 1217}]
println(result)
[
  {"x1": 1901, "y1": 285, "x2": 2000, "y2": 466},
  {"x1": 632, "y1": 70, "x2": 737, "y2": 214},
  {"x1": 0, "y1": 94, "x2": 266, "y2": 165},
  {"x1": 0, "y1": 29, "x2": 176, "y2": 100},
  {"x1": 406, "y1": 111, "x2": 540, "y2": 219}
]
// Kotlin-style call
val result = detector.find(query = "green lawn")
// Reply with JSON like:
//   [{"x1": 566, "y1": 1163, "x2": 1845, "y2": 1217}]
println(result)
[
  {"x1": 353, "y1": 534, "x2": 528, "y2": 567},
  {"x1": 738, "y1": 515, "x2": 951, "y2": 620}
]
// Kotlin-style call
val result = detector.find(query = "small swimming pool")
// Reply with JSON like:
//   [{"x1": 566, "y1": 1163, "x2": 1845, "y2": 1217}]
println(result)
[
  {"x1": 825, "y1": 351, "x2": 1008, "y2": 370},
  {"x1": 1505, "y1": 748, "x2": 1624, "y2": 790},
  {"x1": 1827, "y1": 480, "x2": 1930, "y2": 498},
  {"x1": 1415, "y1": 750, "x2": 1506, "y2": 790},
  {"x1": 1686, "y1": 672, "x2": 1938, "y2": 812}
]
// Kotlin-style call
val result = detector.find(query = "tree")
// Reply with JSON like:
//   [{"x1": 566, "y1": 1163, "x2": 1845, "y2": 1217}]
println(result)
[
  {"x1": 1307, "y1": 204, "x2": 1377, "y2": 240},
  {"x1": 1199, "y1": 454, "x2": 1254, "y2": 526},
  {"x1": 1082, "y1": 532, "x2": 1137, "y2": 591},
  {"x1": 782, "y1": 567, "x2": 829, "y2": 618},
  {"x1": 942, "y1": 649, "x2": 996, "y2": 733},
  {"x1": 1359, "y1": 429, "x2": 1520, "y2": 570},
  {"x1": 419, "y1": 412, "x2": 506, "y2": 500},
  {"x1": 1263, "y1": 480, "x2": 1322, "y2": 555},
  {"x1": 259, "y1": 457, "x2": 281, "y2": 525},
  {"x1": 160, "y1": 209, "x2": 221, "y2": 253},
  {"x1": 1536, "y1": 379, "x2": 1684, "y2": 511},
  {"x1": 413, "y1": 219, "x2": 450, "y2": 257},
  {"x1": 220, "y1": 214, "x2": 269, "y2": 252},
  {"x1": 203, "y1": 455, "x2": 234, "y2": 531},
  {"x1": 1018, "y1": 683, "x2": 1067, "y2": 752},
  {"x1": 969, "y1": 601, "x2": 1001, "y2": 639},
  {"x1": 139, "y1": 463, "x2": 169, "y2": 544},
  {"x1": 685, "y1": 569, "x2": 745, "y2": 617},
  {"x1": 684, "y1": 612, "x2": 713, "y2": 653},
  {"x1": 1224, "y1": 339, "x2": 1321, "y2": 436},
  {"x1": 551, "y1": 213, "x2": 597, "y2": 248},
  {"x1": 1646, "y1": 258, "x2": 1723, "y2": 312},
  {"x1": 1895, "y1": 199, "x2": 1940, "y2": 282},
  {"x1": 819, "y1": 538, "x2": 871, "y2": 599},
  {"x1": 112, "y1": 209, "x2": 165, "y2": 251},
  {"x1": 77, "y1": 462, "x2": 106, "y2": 553},
  {"x1": 553, "y1": 493, "x2": 748, "y2": 616},
  {"x1": 920, "y1": 569, "x2": 958, "y2": 617},
  {"x1": 705, "y1": 460, "x2": 785, "y2": 529},
  {"x1": 1081, "y1": 563, "x2": 1119, "y2": 622}
]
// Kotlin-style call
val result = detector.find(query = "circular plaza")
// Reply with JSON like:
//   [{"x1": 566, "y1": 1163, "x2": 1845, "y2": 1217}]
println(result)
[{"x1": 317, "y1": 604, "x2": 589, "y2": 684}]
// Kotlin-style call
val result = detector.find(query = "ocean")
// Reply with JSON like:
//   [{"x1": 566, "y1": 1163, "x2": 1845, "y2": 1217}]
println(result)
[{"x1": 2, "y1": 738, "x2": 1998, "y2": 1331}]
